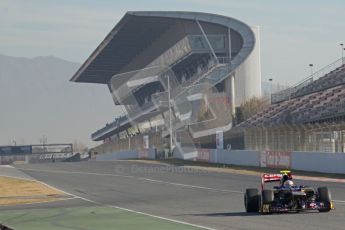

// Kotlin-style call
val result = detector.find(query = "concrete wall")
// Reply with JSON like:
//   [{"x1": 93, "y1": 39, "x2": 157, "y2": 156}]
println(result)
[
  {"x1": 173, "y1": 147, "x2": 260, "y2": 167},
  {"x1": 93, "y1": 148, "x2": 156, "y2": 161},
  {"x1": 291, "y1": 151, "x2": 345, "y2": 174},
  {"x1": 212, "y1": 149, "x2": 260, "y2": 166},
  {"x1": 94, "y1": 150, "x2": 139, "y2": 161},
  {"x1": 92, "y1": 146, "x2": 344, "y2": 174},
  {"x1": 174, "y1": 148, "x2": 345, "y2": 174}
]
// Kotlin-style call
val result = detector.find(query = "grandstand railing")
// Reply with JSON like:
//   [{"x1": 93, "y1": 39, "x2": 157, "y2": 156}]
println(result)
[
  {"x1": 116, "y1": 35, "x2": 227, "y2": 101},
  {"x1": 91, "y1": 116, "x2": 128, "y2": 140},
  {"x1": 93, "y1": 55, "x2": 231, "y2": 141},
  {"x1": 171, "y1": 57, "x2": 231, "y2": 99},
  {"x1": 272, "y1": 57, "x2": 345, "y2": 103}
]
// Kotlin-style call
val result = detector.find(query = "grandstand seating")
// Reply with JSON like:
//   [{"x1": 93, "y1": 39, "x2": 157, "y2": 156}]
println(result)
[
  {"x1": 243, "y1": 83, "x2": 345, "y2": 127},
  {"x1": 272, "y1": 59, "x2": 345, "y2": 103},
  {"x1": 292, "y1": 64, "x2": 345, "y2": 98},
  {"x1": 243, "y1": 62, "x2": 345, "y2": 128}
]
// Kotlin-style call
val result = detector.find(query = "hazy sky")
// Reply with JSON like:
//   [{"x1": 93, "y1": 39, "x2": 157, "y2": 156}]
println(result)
[
  {"x1": 1, "y1": 0, "x2": 345, "y2": 85},
  {"x1": 1, "y1": 0, "x2": 345, "y2": 147}
]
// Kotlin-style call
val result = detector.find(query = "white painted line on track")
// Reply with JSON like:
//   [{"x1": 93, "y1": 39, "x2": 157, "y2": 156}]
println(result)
[
  {"x1": 36, "y1": 179, "x2": 82, "y2": 200},
  {"x1": 20, "y1": 169, "x2": 217, "y2": 230},
  {"x1": 333, "y1": 200, "x2": 345, "y2": 204},
  {"x1": 294, "y1": 175, "x2": 345, "y2": 183},
  {"x1": 181, "y1": 165, "x2": 345, "y2": 184},
  {"x1": 106, "y1": 204, "x2": 217, "y2": 230},
  {"x1": 0, "y1": 175, "x2": 36, "y2": 182},
  {"x1": 18, "y1": 168, "x2": 345, "y2": 208},
  {"x1": 0, "y1": 174, "x2": 79, "y2": 206},
  {"x1": 19, "y1": 168, "x2": 243, "y2": 194},
  {"x1": 135, "y1": 177, "x2": 242, "y2": 193},
  {"x1": 0, "y1": 165, "x2": 14, "y2": 168}
]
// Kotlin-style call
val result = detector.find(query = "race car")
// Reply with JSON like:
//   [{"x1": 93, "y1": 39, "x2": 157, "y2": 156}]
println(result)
[{"x1": 244, "y1": 170, "x2": 334, "y2": 214}]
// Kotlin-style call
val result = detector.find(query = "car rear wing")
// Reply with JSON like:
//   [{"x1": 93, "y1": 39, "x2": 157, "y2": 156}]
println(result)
[{"x1": 261, "y1": 170, "x2": 292, "y2": 190}]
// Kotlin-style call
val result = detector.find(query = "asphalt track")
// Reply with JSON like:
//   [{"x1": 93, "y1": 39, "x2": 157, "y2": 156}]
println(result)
[{"x1": 6, "y1": 161, "x2": 345, "y2": 230}]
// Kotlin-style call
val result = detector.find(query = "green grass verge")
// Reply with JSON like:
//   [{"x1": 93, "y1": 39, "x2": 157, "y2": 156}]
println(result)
[{"x1": 0, "y1": 205, "x2": 201, "y2": 230}]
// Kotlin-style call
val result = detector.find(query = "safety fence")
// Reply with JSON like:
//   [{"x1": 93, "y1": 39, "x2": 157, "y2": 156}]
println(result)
[
  {"x1": 244, "y1": 123, "x2": 345, "y2": 153},
  {"x1": 90, "y1": 145, "x2": 345, "y2": 174},
  {"x1": 173, "y1": 148, "x2": 345, "y2": 174}
]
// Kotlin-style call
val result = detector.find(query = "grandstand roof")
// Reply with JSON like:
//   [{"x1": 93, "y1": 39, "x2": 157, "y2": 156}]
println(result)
[{"x1": 70, "y1": 11, "x2": 254, "y2": 84}]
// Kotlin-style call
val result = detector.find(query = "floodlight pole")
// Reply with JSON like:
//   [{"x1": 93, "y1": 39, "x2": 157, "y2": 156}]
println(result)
[
  {"x1": 341, "y1": 43, "x2": 344, "y2": 64},
  {"x1": 309, "y1": 64, "x2": 314, "y2": 75},
  {"x1": 268, "y1": 78, "x2": 273, "y2": 100},
  {"x1": 167, "y1": 74, "x2": 173, "y2": 158}
]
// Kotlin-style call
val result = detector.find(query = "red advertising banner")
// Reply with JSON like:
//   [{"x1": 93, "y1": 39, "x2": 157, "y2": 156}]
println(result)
[
  {"x1": 196, "y1": 148, "x2": 210, "y2": 162},
  {"x1": 260, "y1": 150, "x2": 291, "y2": 168},
  {"x1": 139, "y1": 149, "x2": 149, "y2": 159}
]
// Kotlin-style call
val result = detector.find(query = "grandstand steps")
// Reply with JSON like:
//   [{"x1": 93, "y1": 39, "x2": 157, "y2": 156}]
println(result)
[{"x1": 188, "y1": 93, "x2": 232, "y2": 138}]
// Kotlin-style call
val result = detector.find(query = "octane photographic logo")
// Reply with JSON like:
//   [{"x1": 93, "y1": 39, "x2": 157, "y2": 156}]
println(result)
[
  {"x1": 129, "y1": 164, "x2": 210, "y2": 175},
  {"x1": 109, "y1": 56, "x2": 233, "y2": 161}
]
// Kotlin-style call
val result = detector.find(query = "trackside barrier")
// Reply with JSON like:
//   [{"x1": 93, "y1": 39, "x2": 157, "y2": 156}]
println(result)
[
  {"x1": 173, "y1": 148, "x2": 260, "y2": 167},
  {"x1": 173, "y1": 148, "x2": 345, "y2": 174},
  {"x1": 213, "y1": 149, "x2": 260, "y2": 167},
  {"x1": 93, "y1": 149, "x2": 156, "y2": 161},
  {"x1": 291, "y1": 151, "x2": 345, "y2": 174},
  {"x1": 92, "y1": 147, "x2": 345, "y2": 174},
  {"x1": 260, "y1": 151, "x2": 291, "y2": 169}
]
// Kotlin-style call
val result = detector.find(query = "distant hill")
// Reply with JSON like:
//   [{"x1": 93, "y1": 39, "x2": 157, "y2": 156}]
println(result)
[
  {"x1": 0, "y1": 54, "x2": 288, "y2": 147},
  {"x1": 0, "y1": 54, "x2": 116, "y2": 147}
]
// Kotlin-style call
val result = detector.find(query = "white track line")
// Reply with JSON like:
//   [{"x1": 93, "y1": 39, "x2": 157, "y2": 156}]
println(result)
[
  {"x1": 0, "y1": 174, "x2": 36, "y2": 182},
  {"x1": 106, "y1": 204, "x2": 217, "y2": 230},
  {"x1": 23, "y1": 170, "x2": 217, "y2": 230},
  {"x1": 182, "y1": 165, "x2": 345, "y2": 184},
  {"x1": 0, "y1": 174, "x2": 79, "y2": 205},
  {"x1": 333, "y1": 200, "x2": 345, "y2": 204},
  {"x1": 19, "y1": 168, "x2": 345, "y2": 205},
  {"x1": 0, "y1": 165, "x2": 14, "y2": 168},
  {"x1": 20, "y1": 168, "x2": 242, "y2": 194},
  {"x1": 294, "y1": 175, "x2": 345, "y2": 183}
]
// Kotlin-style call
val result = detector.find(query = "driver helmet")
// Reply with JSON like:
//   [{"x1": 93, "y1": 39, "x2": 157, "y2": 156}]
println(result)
[
  {"x1": 281, "y1": 174, "x2": 289, "y2": 185},
  {"x1": 284, "y1": 180, "x2": 294, "y2": 187}
]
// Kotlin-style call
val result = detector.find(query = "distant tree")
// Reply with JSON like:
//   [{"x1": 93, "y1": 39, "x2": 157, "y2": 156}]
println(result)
[
  {"x1": 197, "y1": 99, "x2": 213, "y2": 122},
  {"x1": 234, "y1": 107, "x2": 245, "y2": 124},
  {"x1": 73, "y1": 139, "x2": 88, "y2": 153},
  {"x1": 234, "y1": 97, "x2": 269, "y2": 124}
]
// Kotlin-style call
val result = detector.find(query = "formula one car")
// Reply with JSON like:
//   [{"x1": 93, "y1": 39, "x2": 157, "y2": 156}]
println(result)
[{"x1": 244, "y1": 170, "x2": 334, "y2": 214}]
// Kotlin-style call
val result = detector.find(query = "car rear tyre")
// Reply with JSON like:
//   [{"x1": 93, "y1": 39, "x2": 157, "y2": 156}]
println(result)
[
  {"x1": 318, "y1": 187, "x2": 332, "y2": 212},
  {"x1": 260, "y1": 190, "x2": 274, "y2": 214},
  {"x1": 262, "y1": 190, "x2": 274, "y2": 204},
  {"x1": 244, "y1": 188, "x2": 259, "y2": 212}
]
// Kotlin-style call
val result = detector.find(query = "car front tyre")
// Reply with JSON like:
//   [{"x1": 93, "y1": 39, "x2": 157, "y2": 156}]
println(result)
[{"x1": 318, "y1": 187, "x2": 332, "y2": 212}]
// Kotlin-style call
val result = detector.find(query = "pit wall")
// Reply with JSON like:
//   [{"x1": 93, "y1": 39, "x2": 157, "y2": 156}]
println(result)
[
  {"x1": 91, "y1": 147, "x2": 345, "y2": 174},
  {"x1": 291, "y1": 151, "x2": 345, "y2": 174},
  {"x1": 92, "y1": 149, "x2": 156, "y2": 161},
  {"x1": 173, "y1": 148, "x2": 345, "y2": 174}
]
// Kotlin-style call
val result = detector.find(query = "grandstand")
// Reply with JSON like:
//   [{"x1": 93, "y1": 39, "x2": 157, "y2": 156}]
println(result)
[
  {"x1": 71, "y1": 11, "x2": 261, "y2": 157},
  {"x1": 242, "y1": 57, "x2": 345, "y2": 153}
]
